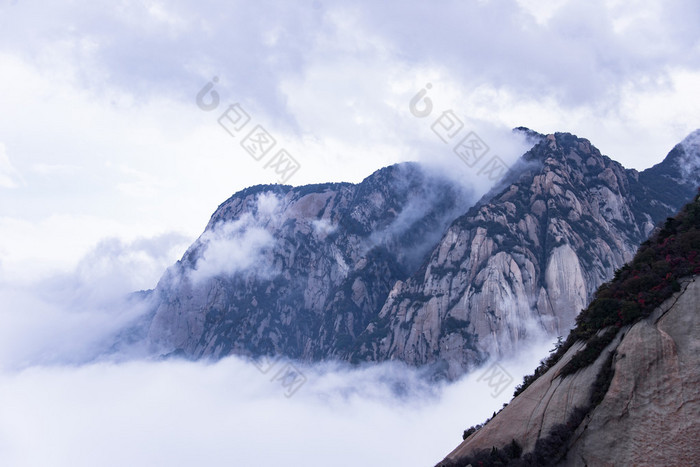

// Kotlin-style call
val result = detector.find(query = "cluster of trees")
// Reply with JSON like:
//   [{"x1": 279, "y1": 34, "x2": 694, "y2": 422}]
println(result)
[
  {"x1": 444, "y1": 317, "x2": 471, "y2": 335},
  {"x1": 462, "y1": 424, "x2": 483, "y2": 441},
  {"x1": 438, "y1": 439, "x2": 523, "y2": 467}
]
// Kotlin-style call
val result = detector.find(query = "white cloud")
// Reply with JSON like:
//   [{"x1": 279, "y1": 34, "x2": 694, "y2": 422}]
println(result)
[
  {"x1": 67, "y1": 233, "x2": 191, "y2": 297},
  {"x1": 312, "y1": 218, "x2": 336, "y2": 238},
  {"x1": 0, "y1": 0, "x2": 698, "y2": 283},
  {"x1": 255, "y1": 191, "x2": 280, "y2": 217},
  {"x1": 0, "y1": 340, "x2": 553, "y2": 467},
  {"x1": 0, "y1": 283, "x2": 149, "y2": 370},
  {"x1": 515, "y1": 0, "x2": 570, "y2": 24},
  {"x1": 0, "y1": 233, "x2": 189, "y2": 369},
  {"x1": 0, "y1": 189, "x2": 556, "y2": 466},
  {"x1": 189, "y1": 215, "x2": 274, "y2": 284},
  {"x1": 0, "y1": 215, "x2": 556, "y2": 466},
  {"x1": 0, "y1": 143, "x2": 22, "y2": 189},
  {"x1": 113, "y1": 163, "x2": 168, "y2": 198},
  {"x1": 0, "y1": 214, "x2": 192, "y2": 284},
  {"x1": 30, "y1": 163, "x2": 83, "y2": 176}
]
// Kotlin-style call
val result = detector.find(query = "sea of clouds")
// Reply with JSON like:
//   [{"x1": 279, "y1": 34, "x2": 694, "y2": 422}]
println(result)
[{"x1": 0, "y1": 231, "x2": 554, "y2": 467}]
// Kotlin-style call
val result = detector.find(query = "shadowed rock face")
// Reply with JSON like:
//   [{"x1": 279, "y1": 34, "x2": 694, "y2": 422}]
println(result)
[
  {"x1": 146, "y1": 130, "x2": 698, "y2": 379},
  {"x1": 147, "y1": 162, "x2": 473, "y2": 360},
  {"x1": 440, "y1": 275, "x2": 700, "y2": 466},
  {"x1": 351, "y1": 132, "x2": 698, "y2": 378}
]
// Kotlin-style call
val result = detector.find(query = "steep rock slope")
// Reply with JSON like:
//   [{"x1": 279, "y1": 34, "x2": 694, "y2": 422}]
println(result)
[
  {"x1": 147, "y1": 163, "x2": 471, "y2": 359},
  {"x1": 146, "y1": 130, "x2": 699, "y2": 375},
  {"x1": 439, "y1": 192, "x2": 700, "y2": 466},
  {"x1": 442, "y1": 277, "x2": 699, "y2": 466},
  {"x1": 353, "y1": 132, "x2": 698, "y2": 378}
]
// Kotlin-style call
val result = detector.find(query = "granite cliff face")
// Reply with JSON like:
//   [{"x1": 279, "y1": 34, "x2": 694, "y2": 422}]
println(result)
[
  {"x1": 439, "y1": 192, "x2": 700, "y2": 466},
  {"x1": 146, "y1": 130, "x2": 699, "y2": 377},
  {"x1": 352, "y1": 132, "x2": 698, "y2": 377}
]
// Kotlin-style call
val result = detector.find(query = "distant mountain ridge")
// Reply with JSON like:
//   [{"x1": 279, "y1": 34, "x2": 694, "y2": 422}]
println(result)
[{"x1": 144, "y1": 130, "x2": 699, "y2": 379}]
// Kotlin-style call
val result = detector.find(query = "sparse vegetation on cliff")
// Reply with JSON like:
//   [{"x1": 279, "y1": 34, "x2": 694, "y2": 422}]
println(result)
[
  {"x1": 517, "y1": 189, "x2": 700, "y2": 393},
  {"x1": 447, "y1": 190, "x2": 700, "y2": 466}
]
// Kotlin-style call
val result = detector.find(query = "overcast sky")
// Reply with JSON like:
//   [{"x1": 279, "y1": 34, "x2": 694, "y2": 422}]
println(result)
[{"x1": 1, "y1": 0, "x2": 699, "y2": 282}]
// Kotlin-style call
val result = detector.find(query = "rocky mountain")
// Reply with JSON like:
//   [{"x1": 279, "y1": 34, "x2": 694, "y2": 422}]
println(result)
[
  {"x1": 438, "y1": 191, "x2": 700, "y2": 466},
  {"x1": 147, "y1": 163, "x2": 472, "y2": 359},
  {"x1": 145, "y1": 130, "x2": 699, "y2": 377},
  {"x1": 351, "y1": 131, "x2": 699, "y2": 377}
]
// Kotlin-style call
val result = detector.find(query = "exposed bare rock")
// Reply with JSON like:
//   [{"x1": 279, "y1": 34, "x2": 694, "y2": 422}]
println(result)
[
  {"x1": 145, "y1": 130, "x2": 699, "y2": 379},
  {"x1": 440, "y1": 276, "x2": 700, "y2": 466},
  {"x1": 352, "y1": 132, "x2": 698, "y2": 378},
  {"x1": 563, "y1": 277, "x2": 700, "y2": 466},
  {"x1": 147, "y1": 163, "x2": 471, "y2": 360}
]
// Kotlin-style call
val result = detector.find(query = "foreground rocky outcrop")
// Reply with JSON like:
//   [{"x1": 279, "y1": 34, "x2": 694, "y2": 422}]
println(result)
[
  {"x1": 441, "y1": 277, "x2": 699, "y2": 466},
  {"x1": 145, "y1": 129, "x2": 699, "y2": 378},
  {"x1": 438, "y1": 192, "x2": 700, "y2": 466}
]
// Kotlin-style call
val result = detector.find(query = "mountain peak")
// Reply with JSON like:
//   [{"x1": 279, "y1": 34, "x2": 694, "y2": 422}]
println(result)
[
  {"x1": 637, "y1": 129, "x2": 700, "y2": 210},
  {"x1": 679, "y1": 128, "x2": 700, "y2": 179},
  {"x1": 512, "y1": 126, "x2": 545, "y2": 144},
  {"x1": 521, "y1": 132, "x2": 603, "y2": 169},
  {"x1": 680, "y1": 128, "x2": 700, "y2": 151}
]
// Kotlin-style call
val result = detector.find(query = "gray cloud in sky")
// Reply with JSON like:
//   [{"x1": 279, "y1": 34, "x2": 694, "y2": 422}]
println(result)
[{"x1": 2, "y1": 0, "x2": 698, "y2": 116}]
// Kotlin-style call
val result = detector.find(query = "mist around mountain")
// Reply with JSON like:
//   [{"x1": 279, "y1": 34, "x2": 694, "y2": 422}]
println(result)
[
  {"x1": 1, "y1": 129, "x2": 698, "y2": 467},
  {"x1": 144, "y1": 130, "x2": 699, "y2": 380},
  {"x1": 146, "y1": 162, "x2": 476, "y2": 363}
]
